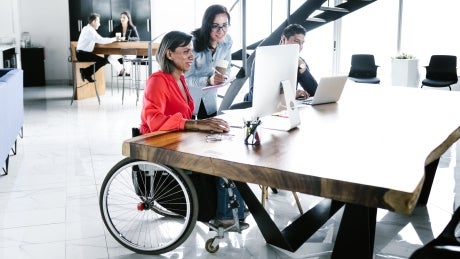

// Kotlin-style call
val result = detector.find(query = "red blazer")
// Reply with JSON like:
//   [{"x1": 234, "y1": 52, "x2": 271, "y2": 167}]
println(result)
[{"x1": 140, "y1": 71, "x2": 195, "y2": 134}]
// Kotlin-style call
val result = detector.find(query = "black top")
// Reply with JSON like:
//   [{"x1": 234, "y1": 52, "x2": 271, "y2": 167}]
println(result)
[{"x1": 110, "y1": 24, "x2": 139, "y2": 40}]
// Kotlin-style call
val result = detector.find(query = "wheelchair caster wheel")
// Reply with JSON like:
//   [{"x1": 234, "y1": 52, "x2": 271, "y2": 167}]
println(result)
[{"x1": 205, "y1": 238, "x2": 219, "y2": 253}]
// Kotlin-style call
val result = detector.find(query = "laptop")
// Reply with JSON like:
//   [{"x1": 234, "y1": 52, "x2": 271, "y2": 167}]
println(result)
[{"x1": 299, "y1": 75, "x2": 348, "y2": 105}]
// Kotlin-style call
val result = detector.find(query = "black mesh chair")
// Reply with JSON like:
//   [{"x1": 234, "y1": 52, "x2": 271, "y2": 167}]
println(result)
[
  {"x1": 348, "y1": 54, "x2": 380, "y2": 84},
  {"x1": 410, "y1": 206, "x2": 460, "y2": 259},
  {"x1": 420, "y1": 55, "x2": 458, "y2": 91}
]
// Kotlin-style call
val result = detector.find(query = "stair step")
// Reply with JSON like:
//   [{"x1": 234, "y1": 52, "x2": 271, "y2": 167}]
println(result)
[
  {"x1": 320, "y1": 6, "x2": 349, "y2": 13},
  {"x1": 306, "y1": 17, "x2": 326, "y2": 23}
]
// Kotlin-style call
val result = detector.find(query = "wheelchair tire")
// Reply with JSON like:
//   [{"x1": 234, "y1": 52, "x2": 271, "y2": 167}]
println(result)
[{"x1": 99, "y1": 158, "x2": 198, "y2": 254}]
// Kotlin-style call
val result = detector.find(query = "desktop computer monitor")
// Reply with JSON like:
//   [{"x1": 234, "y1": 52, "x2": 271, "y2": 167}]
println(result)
[{"x1": 251, "y1": 44, "x2": 299, "y2": 120}]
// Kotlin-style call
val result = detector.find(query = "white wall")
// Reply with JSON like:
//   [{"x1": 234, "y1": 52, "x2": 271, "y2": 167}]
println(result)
[
  {"x1": 19, "y1": 0, "x2": 70, "y2": 83},
  {"x1": 0, "y1": 0, "x2": 22, "y2": 67},
  {"x1": 13, "y1": 0, "x2": 460, "y2": 86},
  {"x1": 0, "y1": 0, "x2": 18, "y2": 38}
]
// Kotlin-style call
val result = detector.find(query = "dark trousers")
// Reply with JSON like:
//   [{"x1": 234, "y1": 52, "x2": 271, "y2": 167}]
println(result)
[
  {"x1": 76, "y1": 50, "x2": 108, "y2": 77},
  {"x1": 197, "y1": 100, "x2": 217, "y2": 119}
]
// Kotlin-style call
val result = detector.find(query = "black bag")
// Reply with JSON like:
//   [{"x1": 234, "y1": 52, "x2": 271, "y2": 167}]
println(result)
[
  {"x1": 130, "y1": 127, "x2": 217, "y2": 222},
  {"x1": 188, "y1": 172, "x2": 218, "y2": 222},
  {"x1": 132, "y1": 168, "x2": 217, "y2": 222}
]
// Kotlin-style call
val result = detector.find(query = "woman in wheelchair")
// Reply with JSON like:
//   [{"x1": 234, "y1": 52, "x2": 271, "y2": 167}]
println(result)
[{"x1": 139, "y1": 30, "x2": 248, "y2": 229}]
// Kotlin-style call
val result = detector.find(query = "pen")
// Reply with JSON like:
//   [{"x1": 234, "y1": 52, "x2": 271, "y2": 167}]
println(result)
[
  {"x1": 214, "y1": 68, "x2": 229, "y2": 80},
  {"x1": 244, "y1": 119, "x2": 261, "y2": 144},
  {"x1": 214, "y1": 68, "x2": 224, "y2": 76}
]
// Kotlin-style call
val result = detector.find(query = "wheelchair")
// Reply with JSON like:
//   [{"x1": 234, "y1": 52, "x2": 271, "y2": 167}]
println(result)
[{"x1": 99, "y1": 157, "x2": 247, "y2": 255}]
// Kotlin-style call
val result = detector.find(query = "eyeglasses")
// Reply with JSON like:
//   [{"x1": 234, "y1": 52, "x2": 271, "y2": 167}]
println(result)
[{"x1": 211, "y1": 23, "x2": 229, "y2": 32}]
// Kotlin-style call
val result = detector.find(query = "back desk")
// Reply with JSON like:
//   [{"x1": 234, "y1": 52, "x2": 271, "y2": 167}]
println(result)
[
  {"x1": 123, "y1": 84, "x2": 460, "y2": 257},
  {"x1": 69, "y1": 41, "x2": 158, "y2": 100},
  {"x1": 69, "y1": 41, "x2": 158, "y2": 60}
]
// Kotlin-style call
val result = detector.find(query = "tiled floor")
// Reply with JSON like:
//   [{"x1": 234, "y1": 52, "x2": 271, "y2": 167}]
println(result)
[{"x1": 1, "y1": 83, "x2": 459, "y2": 259}]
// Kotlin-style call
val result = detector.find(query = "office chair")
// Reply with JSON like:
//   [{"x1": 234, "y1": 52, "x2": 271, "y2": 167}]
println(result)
[
  {"x1": 420, "y1": 55, "x2": 458, "y2": 91},
  {"x1": 348, "y1": 54, "x2": 380, "y2": 84},
  {"x1": 109, "y1": 56, "x2": 125, "y2": 95},
  {"x1": 228, "y1": 101, "x2": 303, "y2": 214},
  {"x1": 409, "y1": 205, "x2": 460, "y2": 259},
  {"x1": 120, "y1": 48, "x2": 149, "y2": 105}
]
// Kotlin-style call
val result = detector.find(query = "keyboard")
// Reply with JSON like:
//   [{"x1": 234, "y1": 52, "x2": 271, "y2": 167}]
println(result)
[{"x1": 296, "y1": 97, "x2": 314, "y2": 105}]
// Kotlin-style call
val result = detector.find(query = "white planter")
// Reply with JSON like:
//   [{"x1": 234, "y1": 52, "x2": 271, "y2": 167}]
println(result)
[{"x1": 391, "y1": 59, "x2": 420, "y2": 87}]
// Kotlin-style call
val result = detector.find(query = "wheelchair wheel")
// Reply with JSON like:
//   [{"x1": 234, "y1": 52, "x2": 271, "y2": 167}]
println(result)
[{"x1": 99, "y1": 158, "x2": 198, "y2": 255}]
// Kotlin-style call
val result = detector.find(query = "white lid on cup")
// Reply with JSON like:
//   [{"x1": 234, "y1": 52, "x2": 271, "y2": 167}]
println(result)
[{"x1": 216, "y1": 59, "x2": 228, "y2": 68}]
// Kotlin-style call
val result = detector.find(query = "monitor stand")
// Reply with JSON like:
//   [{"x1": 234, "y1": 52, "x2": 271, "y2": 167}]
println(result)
[{"x1": 261, "y1": 80, "x2": 301, "y2": 131}]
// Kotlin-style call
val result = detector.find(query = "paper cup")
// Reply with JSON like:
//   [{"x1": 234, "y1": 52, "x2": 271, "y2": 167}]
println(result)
[{"x1": 215, "y1": 59, "x2": 228, "y2": 75}]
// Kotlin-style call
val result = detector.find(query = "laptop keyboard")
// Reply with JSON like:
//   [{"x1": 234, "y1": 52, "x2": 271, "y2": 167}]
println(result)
[{"x1": 301, "y1": 97, "x2": 314, "y2": 105}]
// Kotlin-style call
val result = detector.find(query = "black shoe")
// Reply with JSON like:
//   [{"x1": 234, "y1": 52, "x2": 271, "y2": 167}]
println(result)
[
  {"x1": 85, "y1": 75, "x2": 95, "y2": 83},
  {"x1": 80, "y1": 68, "x2": 95, "y2": 82},
  {"x1": 118, "y1": 68, "x2": 125, "y2": 76},
  {"x1": 79, "y1": 68, "x2": 85, "y2": 81},
  {"x1": 209, "y1": 219, "x2": 249, "y2": 231}
]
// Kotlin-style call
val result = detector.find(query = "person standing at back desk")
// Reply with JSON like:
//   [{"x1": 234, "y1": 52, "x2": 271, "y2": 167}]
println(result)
[
  {"x1": 76, "y1": 13, "x2": 116, "y2": 82},
  {"x1": 108, "y1": 11, "x2": 139, "y2": 76},
  {"x1": 185, "y1": 4, "x2": 232, "y2": 119},
  {"x1": 244, "y1": 23, "x2": 318, "y2": 102}
]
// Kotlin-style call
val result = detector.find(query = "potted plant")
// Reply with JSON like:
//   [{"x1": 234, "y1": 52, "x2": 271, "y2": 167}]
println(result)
[{"x1": 391, "y1": 53, "x2": 419, "y2": 87}]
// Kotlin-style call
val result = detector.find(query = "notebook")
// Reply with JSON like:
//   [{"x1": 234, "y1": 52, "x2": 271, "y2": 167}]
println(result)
[{"x1": 299, "y1": 75, "x2": 348, "y2": 105}]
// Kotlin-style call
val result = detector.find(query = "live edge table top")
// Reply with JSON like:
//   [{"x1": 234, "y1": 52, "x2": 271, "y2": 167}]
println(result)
[{"x1": 122, "y1": 84, "x2": 460, "y2": 215}]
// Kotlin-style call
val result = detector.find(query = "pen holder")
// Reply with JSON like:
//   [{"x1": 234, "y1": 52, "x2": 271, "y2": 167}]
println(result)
[{"x1": 244, "y1": 119, "x2": 261, "y2": 145}]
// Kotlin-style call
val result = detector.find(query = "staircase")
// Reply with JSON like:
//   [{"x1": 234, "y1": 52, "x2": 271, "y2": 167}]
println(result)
[{"x1": 219, "y1": 0, "x2": 377, "y2": 112}]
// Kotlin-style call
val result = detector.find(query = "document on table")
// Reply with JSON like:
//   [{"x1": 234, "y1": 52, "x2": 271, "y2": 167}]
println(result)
[
  {"x1": 201, "y1": 76, "x2": 236, "y2": 91},
  {"x1": 219, "y1": 108, "x2": 253, "y2": 128}
]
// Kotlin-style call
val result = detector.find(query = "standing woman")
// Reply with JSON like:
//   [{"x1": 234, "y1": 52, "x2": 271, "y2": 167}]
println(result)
[
  {"x1": 185, "y1": 4, "x2": 232, "y2": 119},
  {"x1": 108, "y1": 11, "x2": 139, "y2": 76}
]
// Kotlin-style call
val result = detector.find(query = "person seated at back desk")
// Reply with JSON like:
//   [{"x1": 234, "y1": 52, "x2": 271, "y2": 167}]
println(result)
[
  {"x1": 76, "y1": 13, "x2": 116, "y2": 83},
  {"x1": 108, "y1": 11, "x2": 140, "y2": 76},
  {"x1": 244, "y1": 23, "x2": 318, "y2": 103}
]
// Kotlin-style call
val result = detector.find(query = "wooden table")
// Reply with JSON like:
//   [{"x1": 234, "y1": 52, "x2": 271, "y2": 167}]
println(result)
[
  {"x1": 122, "y1": 84, "x2": 460, "y2": 258},
  {"x1": 70, "y1": 41, "x2": 159, "y2": 59},
  {"x1": 93, "y1": 41, "x2": 159, "y2": 56}
]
